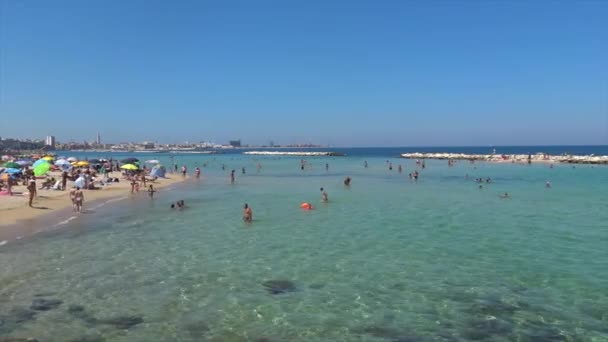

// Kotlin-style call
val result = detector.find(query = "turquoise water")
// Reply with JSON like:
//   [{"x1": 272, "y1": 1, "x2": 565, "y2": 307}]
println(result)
[{"x1": 1, "y1": 154, "x2": 607, "y2": 341}]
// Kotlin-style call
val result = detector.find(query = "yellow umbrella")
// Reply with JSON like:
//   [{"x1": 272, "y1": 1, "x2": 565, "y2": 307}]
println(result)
[
  {"x1": 120, "y1": 164, "x2": 139, "y2": 170},
  {"x1": 42, "y1": 156, "x2": 54, "y2": 161},
  {"x1": 75, "y1": 161, "x2": 90, "y2": 167}
]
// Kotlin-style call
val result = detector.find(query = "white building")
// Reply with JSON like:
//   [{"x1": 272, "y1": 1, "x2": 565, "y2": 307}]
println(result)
[{"x1": 45, "y1": 135, "x2": 56, "y2": 148}]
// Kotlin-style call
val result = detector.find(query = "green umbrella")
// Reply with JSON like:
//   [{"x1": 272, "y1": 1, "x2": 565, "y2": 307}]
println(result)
[
  {"x1": 33, "y1": 161, "x2": 51, "y2": 176},
  {"x1": 3, "y1": 162, "x2": 21, "y2": 169}
]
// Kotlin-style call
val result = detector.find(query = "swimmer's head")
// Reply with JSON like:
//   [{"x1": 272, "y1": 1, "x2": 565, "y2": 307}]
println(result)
[
  {"x1": 171, "y1": 203, "x2": 175, "y2": 208},
  {"x1": 244, "y1": 203, "x2": 248, "y2": 209},
  {"x1": 320, "y1": 187, "x2": 323, "y2": 191}
]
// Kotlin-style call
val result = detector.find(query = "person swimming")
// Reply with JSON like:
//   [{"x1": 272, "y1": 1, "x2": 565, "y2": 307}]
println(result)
[
  {"x1": 499, "y1": 192, "x2": 510, "y2": 198},
  {"x1": 344, "y1": 176, "x2": 351, "y2": 186},
  {"x1": 546, "y1": 181, "x2": 551, "y2": 188}
]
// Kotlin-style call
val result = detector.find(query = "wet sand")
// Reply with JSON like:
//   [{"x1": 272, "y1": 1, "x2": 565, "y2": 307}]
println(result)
[{"x1": 0, "y1": 171, "x2": 185, "y2": 242}]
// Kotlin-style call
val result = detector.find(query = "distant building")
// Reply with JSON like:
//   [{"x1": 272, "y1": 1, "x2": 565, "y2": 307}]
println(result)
[
  {"x1": 143, "y1": 141, "x2": 156, "y2": 150},
  {"x1": 229, "y1": 139, "x2": 241, "y2": 147},
  {"x1": 96, "y1": 132, "x2": 101, "y2": 145},
  {"x1": 45, "y1": 135, "x2": 56, "y2": 148}
]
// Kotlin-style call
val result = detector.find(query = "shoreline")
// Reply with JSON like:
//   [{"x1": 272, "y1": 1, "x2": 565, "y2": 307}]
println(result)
[
  {"x1": 0, "y1": 172, "x2": 186, "y2": 243},
  {"x1": 400, "y1": 152, "x2": 608, "y2": 164}
]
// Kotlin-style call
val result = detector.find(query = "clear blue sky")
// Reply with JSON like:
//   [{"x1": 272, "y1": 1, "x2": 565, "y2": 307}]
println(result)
[{"x1": 1, "y1": 0, "x2": 607, "y2": 146}]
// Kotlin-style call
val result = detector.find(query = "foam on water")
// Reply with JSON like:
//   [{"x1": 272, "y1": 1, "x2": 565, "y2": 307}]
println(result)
[{"x1": 1, "y1": 155, "x2": 607, "y2": 341}]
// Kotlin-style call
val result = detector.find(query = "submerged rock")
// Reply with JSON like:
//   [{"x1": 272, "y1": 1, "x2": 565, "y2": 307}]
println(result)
[
  {"x1": 98, "y1": 315, "x2": 143, "y2": 329},
  {"x1": 463, "y1": 316, "x2": 512, "y2": 340},
  {"x1": 183, "y1": 321, "x2": 210, "y2": 337},
  {"x1": 468, "y1": 297, "x2": 520, "y2": 316},
  {"x1": 66, "y1": 305, "x2": 97, "y2": 325},
  {"x1": 30, "y1": 298, "x2": 63, "y2": 311},
  {"x1": 67, "y1": 336, "x2": 105, "y2": 342},
  {"x1": 33, "y1": 292, "x2": 57, "y2": 297},
  {"x1": 9, "y1": 307, "x2": 37, "y2": 324},
  {"x1": 262, "y1": 280, "x2": 296, "y2": 295}
]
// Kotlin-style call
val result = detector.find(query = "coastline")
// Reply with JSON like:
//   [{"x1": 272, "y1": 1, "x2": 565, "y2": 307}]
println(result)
[{"x1": 0, "y1": 171, "x2": 186, "y2": 243}]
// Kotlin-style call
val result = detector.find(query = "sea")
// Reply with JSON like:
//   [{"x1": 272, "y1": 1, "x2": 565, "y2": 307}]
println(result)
[{"x1": 1, "y1": 146, "x2": 607, "y2": 341}]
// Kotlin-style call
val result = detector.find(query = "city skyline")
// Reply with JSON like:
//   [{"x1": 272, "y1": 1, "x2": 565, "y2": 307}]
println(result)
[{"x1": 1, "y1": 1, "x2": 607, "y2": 146}]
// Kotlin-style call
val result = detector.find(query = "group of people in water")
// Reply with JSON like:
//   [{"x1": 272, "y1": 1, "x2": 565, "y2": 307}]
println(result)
[{"x1": 158, "y1": 156, "x2": 557, "y2": 224}]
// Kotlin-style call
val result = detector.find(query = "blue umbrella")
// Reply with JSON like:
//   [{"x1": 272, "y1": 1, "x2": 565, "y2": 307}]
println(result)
[{"x1": 3, "y1": 168, "x2": 22, "y2": 174}]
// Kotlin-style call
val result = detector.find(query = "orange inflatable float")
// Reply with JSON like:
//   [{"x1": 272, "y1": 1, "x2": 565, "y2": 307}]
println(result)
[{"x1": 300, "y1": 202, "x2": 314, "y2": 210}]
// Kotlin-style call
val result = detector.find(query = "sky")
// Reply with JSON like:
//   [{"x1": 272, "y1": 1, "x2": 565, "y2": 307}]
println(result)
[{"x1": 0, "y1": 0, "x2": 607, "y2": 147}]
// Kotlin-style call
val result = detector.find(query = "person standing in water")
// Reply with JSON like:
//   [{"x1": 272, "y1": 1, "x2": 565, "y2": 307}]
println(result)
[
  {"x1": 344, "y1": 176, "x2": 351, "y2": 186},
  {"x1": 74, "y1": 187, "x2": 84, "y2": 212},
  {"x1": 195, "y1": 167, "x2": 201, "y2": 178},
  {"x1": 148, "y1": 185, "x2": 156, "y2": 198},
  {"x1": 181, "y1": 165, "x2": 187, "y2": 177},
  {"x1": 230, "y1": 170, "x2": 236, "y2": 184},
  {"x1": 364, "y1": 161, "x2": 368, "y2": 168},
  {"x1": 325, "y1": 163, "x2": 329, "y2": 171},
  {"x1": 243, "y1": 203, "x2": 253, "y2": 222},
  {"x1": 321, "y1": 187, "x2": 328, "y2": 202}
]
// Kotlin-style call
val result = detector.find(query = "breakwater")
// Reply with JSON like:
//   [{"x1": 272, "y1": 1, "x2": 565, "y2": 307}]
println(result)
[
  {"x1": 400, "y1": 152, "x2": 608, "y2": 164},
  {"x1": 243, "y1": 151, "x2": 345, "y2": 156}
]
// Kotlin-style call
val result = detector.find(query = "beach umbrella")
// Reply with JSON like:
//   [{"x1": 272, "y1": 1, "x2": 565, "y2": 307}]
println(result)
[
  {"x1": 1, "y1": 155, "x2": 12, "y2": 161},
  {"x1": 88, "y1": 159, "x2": 101, "y2": 164},
  {"x1": 34, "y1": 162, "x2": 51, "y2": 176},
  {"x1": 58, "y1": 163, "x2": 72, "y2": 171},
  {"x1": 3, "y1": 162, "x2": 21, "y2": 169},
  {"x1": 145, "y1": 160, "x2": 160, "y2": 164},
  {"x1": 121, "y1": 157, "x2": 139, "y2": 164},
  {"x1": 15, "y1": 160, "x2": 32, "y2": 166},
  {"x1": 3, "y1": 168, "x2": 22, "y2": 174},
  {"x1": 33, "y1": 159, "x2": 48, "y2": 168},
  {"x1": 120, "y1": 163, "x2": 139, "y2": 170},
  {"x1": 67, "y1": 157, "x2": 78, "y2": 162},
  {"x1": 42, "y1": 156, "x2": 54, "y2": 161},
  {"x1": 75, "y1": 161, "x2": 90, "y2": 167},
  {"x1": 55, "y1": 159, "x2": 70, "y2": 166}
]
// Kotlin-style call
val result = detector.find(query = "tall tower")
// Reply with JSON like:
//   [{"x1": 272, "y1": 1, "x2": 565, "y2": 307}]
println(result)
[{"x1": 96, "y1": 132, "x2": 101, "y2": 145}]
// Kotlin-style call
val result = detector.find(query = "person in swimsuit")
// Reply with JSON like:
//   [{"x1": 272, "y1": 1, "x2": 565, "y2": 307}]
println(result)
[
  {"x1": 74, "y1": 187, "x2": 84, "y2": 212},
  {"x1": 195, "y1": 167, "x2": 201, "y2": 178},
  {"x1": 344, "y1": 176, "x2": 351, "y2": 186},
  {"x1": 27, "y1": 179, "x2": 36, "y2": 207},
  {"x1": 320, "y1": 187, "x2": 328, "y2": 202},
  {"x1": 69, "y1": 186, "x2": 77, "y2": 211},
  {"x1": 148, "y1": 185, "x2": 156, "y2": 198},
  {"x1": 243, "y1": 203, "x2": 253, "y2": 222}
]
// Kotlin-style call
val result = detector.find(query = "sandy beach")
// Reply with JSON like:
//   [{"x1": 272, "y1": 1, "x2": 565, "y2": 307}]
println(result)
[{"x1": 0, "y1": 170, "x2": 185, "y2": 241}]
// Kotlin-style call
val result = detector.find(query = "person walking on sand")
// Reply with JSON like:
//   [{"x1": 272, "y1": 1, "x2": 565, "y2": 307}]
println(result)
[
  {"x1": 243, "y1": 203, "x2": 253, "y2": 222},
  {"x1": 27, "y1": 179, "x2": 36, "y2": 207},
  {"x1": 130, "y1": 179, "x2": 137, "y2": 194},
  {"x1": 61, "y1": 171, "x2": 68, "y2": 191},
  {"x1": 74, "y1": 187, "x2": 84, "y2": 212}
]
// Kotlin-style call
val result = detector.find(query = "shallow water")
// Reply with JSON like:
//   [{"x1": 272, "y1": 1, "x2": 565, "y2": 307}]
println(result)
[{"x1": 1, "y1": 154, "x2": 607, "y2": 341}]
